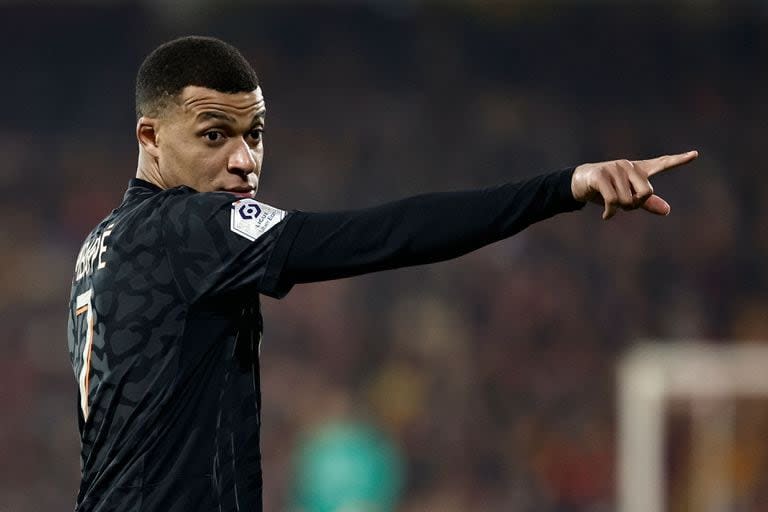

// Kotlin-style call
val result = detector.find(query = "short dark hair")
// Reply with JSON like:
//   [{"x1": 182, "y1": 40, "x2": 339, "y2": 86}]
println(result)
[{"x1": 135, "y1": 36, "x2": 259, "y2": 119}]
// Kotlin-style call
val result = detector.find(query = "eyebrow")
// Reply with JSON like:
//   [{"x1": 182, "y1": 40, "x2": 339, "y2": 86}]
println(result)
[
  {"x1": 196, "y1": 111, "x2": 237, "y2": 123},
  {"x1": 196, "y1": 109, "x2": 266, "y2": 125}
]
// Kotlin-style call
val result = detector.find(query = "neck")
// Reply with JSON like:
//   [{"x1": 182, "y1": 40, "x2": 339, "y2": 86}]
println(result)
[{"x1": 136, "y1": 149, "x2": 168, "y2": 189}]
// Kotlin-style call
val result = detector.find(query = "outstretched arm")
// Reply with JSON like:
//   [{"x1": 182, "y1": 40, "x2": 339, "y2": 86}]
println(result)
[
  {"x1": 277, "y1": 168, "x2": 581, "y2": 286},
  {"x1": 267, "y1": 151, "x2": 698, "y2": 293}
]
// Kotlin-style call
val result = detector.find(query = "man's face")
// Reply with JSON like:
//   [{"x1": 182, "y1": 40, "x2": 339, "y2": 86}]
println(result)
[{"x1": 151, "y1": 85, "x2": 266, "y2": 198}]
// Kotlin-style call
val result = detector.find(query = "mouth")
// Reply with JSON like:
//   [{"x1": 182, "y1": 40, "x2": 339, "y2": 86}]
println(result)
[{"x1": 223, "y1": 187, "x2": 255, "y2": 199}]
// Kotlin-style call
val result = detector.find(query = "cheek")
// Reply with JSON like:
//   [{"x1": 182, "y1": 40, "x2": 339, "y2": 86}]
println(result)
[
  {"x1": 163, "y1": 140, "x2": 221, "y2": 186},
  {"x1": 159, "y1": 133, "x2": 194, "y2": 171}
]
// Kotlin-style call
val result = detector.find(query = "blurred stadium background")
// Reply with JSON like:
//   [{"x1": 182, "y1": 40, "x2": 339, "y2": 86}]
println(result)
[{"x1": 1, "y1": 0, "x2": 767, "y2": 510}]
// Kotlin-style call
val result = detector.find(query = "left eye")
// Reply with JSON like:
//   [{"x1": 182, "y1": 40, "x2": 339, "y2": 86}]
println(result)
[{"x1": 249, "y1": 129, "x2": 263, "y2": 142}]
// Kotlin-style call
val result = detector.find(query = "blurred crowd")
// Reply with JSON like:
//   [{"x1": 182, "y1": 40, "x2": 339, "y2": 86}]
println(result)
[{"x1": 1, "y1": 2, "x2": 767, "y2": 511}]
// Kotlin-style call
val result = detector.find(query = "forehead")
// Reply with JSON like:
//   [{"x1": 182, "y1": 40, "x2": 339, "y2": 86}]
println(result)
[{"x1": 177, "y1": 85, "x2": 265, "y2": 120}]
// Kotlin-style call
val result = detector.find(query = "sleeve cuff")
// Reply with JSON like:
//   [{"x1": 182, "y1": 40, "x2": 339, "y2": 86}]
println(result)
[{"x1": 554, "y1": 167, "x2": 586, "y2": 212}]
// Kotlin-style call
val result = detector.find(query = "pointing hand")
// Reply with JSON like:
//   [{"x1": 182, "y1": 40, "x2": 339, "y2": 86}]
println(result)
[{"x1": 571, "y1": 150, "x2": 699, "y2": 220}]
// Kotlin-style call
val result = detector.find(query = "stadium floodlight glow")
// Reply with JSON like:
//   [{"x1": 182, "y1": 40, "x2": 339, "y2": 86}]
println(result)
[{"x1": 618, "y1": 341, "x2": 768, "y2": 512}]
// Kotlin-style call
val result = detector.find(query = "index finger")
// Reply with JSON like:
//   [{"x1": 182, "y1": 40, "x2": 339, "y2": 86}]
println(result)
[{"x1": 635, "y1": 150, "x2": 699, "y2": 177}]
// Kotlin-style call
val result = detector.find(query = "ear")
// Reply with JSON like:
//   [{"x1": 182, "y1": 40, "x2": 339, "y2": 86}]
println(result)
[{"x1": 136, "y1": 117, "x2": 161, "y2": 159}]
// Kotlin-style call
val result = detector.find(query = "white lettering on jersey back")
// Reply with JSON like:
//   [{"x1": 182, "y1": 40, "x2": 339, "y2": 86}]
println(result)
[
  {"x1": 75, "y1": 223, "x2": 115, "y2": 282},
  {"x1": 230, "y1": 199, "x2": 285, "y2": 242}
]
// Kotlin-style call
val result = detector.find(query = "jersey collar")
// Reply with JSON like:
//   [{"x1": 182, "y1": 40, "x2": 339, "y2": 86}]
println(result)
[
  {"x1": 123, "y1": 178, "x2": 163, "y2": 204},
  {"x1": 128, "y1": 178, "x2": 163, "y2": 192}
]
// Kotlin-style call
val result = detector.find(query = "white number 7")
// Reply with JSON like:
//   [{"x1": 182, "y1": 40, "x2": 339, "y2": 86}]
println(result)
[{"x1": 75, "y1": 289, "x2": 95, "y2": 420}]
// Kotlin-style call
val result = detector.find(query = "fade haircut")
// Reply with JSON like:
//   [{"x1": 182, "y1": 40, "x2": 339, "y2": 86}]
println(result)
[{"x1": 135, "y1": 36, "x2": 259, "y2": 119}]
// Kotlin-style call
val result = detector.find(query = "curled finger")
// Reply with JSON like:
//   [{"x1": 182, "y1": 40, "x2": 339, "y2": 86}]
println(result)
[
  {"x1": 641, "y1": 194, "x2": 671, "y2": 216},
  {"x1": 601, "y1": 185, "x2": 619, "y2": 220},
  {"x1": 626, "y1": 165, "x2": 654, "y2": 205},
  {"x1": 612, "y1": 161, "x2": 636, "y2": 210}
]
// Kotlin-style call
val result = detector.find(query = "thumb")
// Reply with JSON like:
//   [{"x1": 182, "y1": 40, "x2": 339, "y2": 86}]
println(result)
[{"x1": 641, "y1": 194, "x2": 671, "y2": 216}]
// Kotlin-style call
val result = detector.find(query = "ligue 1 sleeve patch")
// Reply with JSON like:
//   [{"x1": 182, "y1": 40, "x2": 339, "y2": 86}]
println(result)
[{"x1": 230, "y1": 199, "x2": 286, "y2": 241}]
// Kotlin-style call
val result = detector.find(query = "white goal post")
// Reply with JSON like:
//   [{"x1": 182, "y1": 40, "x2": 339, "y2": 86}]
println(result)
[{"x1": 618, "y1": 342, "x2": 768, "y2": 512}]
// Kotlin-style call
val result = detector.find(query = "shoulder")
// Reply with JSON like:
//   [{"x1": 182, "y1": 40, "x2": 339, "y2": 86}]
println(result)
[
  {"x1": 158, "y1": 188, "x2": 260, "y2": 226},
  {"x1": 159, "y1": 187, "x2": 285, "y2": 217},
  {"x1": 136, "y1": 187, "x2": 242, "y2": 229},
  {"x1": 156, "y1": 185, "x2": 231, "y2": 209},
  {"x1": 84, "y1": 186, "x2": 229, "y2": 249},
  {"x1": 160, "y1": 189, "x2": 288, "y2": 243}
]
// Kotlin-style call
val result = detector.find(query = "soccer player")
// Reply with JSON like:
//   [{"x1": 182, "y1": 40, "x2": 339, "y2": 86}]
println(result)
[{"x1": 67, "y1": 36, "x2": 697, "y2": 511}]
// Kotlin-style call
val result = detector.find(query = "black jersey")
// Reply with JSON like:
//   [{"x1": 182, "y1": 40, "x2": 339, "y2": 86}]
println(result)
[
  {"x1": 67, "y1": 169, "x2": 583, "y2": 511},
  {"x1": 67, "y1": 179, "x2": 298, "y2": 511}
]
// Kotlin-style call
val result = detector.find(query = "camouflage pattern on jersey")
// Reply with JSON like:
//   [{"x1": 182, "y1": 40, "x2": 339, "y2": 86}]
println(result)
[{"x1": 68, "y1": 179, "x2": 294, "y2": 511}]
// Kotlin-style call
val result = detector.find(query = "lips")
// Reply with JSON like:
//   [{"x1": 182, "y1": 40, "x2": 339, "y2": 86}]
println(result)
[{"x1": 223, "y1": 187, "x2": 255, "y2": 198}]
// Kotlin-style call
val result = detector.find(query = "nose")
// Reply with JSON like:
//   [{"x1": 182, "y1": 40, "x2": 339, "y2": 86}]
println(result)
[{"x1": 227, "y1": 138, "x2": 258, "y2": 177}]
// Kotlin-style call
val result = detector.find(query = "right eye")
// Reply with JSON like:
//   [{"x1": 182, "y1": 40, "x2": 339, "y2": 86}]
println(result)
[{"x1": 204, "y1": 131, "x2": 224, "y2": 142}]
